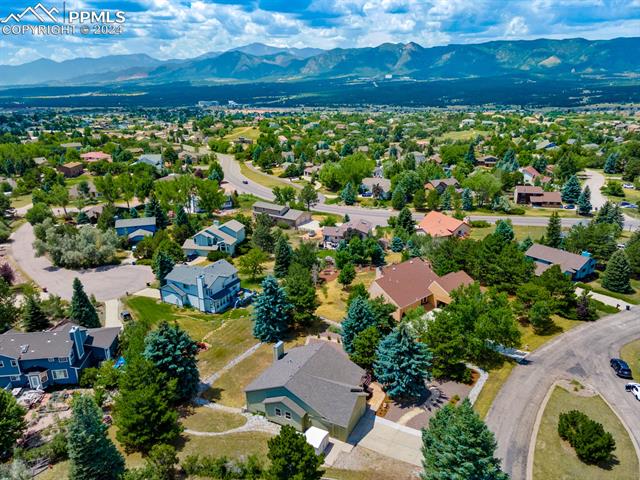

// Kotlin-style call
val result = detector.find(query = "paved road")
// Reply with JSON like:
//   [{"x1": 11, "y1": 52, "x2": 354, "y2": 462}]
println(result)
[
  {"x1": 219, "y1": 154, "x2": 640, "y2": 230},
  {"x1": 9, "y1": 223, "x2": 154, "y2": 301},
  {"x1": 485, "y1": 308, "x2": 640, "y2": 479},
  {"x1": 584, "y1": 169, "x2": 607, "y2": 210}
]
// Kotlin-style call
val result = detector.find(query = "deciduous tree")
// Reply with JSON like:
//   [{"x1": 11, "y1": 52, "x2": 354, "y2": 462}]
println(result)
[{"x1": 0, "y1": 389, "x2": 26, "y2": 458}]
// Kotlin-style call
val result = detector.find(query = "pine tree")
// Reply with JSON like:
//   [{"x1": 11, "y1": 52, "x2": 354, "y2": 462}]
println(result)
[
  {"x1": 252, "y1": 213, "x2": 275, "y2": 253},
  {"x1": 396, "y1": 207, "x2": 415, "y2": 235},
  {"x1": 68, "y1": 395, "x2": 124, "y2": 480},
  {"x1": 338, "y1": 262, "x2": 356, "y2": 289},
  {"x1": 374, "y1": 324, "x2": 431, "y2": 400},
  {"x1": 252, "y1": 276, "x2": 293, "y2": 342},
  {"x1": 529, "y1": 301, "x2": 555, "y2": 334},
  {"x1": 340, "y1": 182, "x2": 356, "y2": 205},
  {"x1": 0, "y1": 389, "x2": 26, "y2": 457},
  {"x1": 266, "y1": 425, "x2": 324, "y2": 480},
  {"x1": 603, "y1": 153, "x2": 618, "y2": 174},
  {"x1": 602, "y1": 250, "x2": 633, "y2": 293},
  {"x1": 69, "y1": 278, "x2": 100, "y2": 328},
  {"x1": 464, "y1": 144, "x2": 476, "y2": 166},
  {"x1": 576, "y1": 289, "x2": 597, "y2": 321},
  {"x1": 390, "y1": 236, "x2": 405, "y2": 252},
  {"x1": 422, "y1": 399, "x2": 507, "y2": 480},
  {"x1": 462, "y1": 188, "x2": 473, "y2": 211},
  {"x1": 391, "y1": 187, "x2": 406, "y2": 210},
  {"x1": 284, "y1": 263, "x2": 318, "y2": 327},
  {"x1": 562, "y1": 175, "x2": 582, "y2": 204},
  {"x1": 519, "y1": 236, "x2": 534, "y2": 252},
  {"x1": 596, "y1": 201, "x2": 624, "y2": 229},
  {"x1": 174, "y1": 206, "x2": 189, "y2": 227},
  {"x1": 494, "y1": 219, "x2": 514, "y2": 244},
  {"x1": 129, "y1": 206, "x2": 139, "y2": 218},
  {"x1": 341, "y1": 297, "x2": 376, "y2": 354},
  {"x1": 351, "y1": 326, "x2": 382, "y2": 370},
  {"x1": 143, "y1": 322, "x2": 200, "y2": 402},
  {"x1": 440, "y1": 188, "x2": 451, "y2": 210},
  {"x1": 577, "y1": 186, "x2": 592, "y2": 216},
  {"x1": 21, "y1": 294, "x2": 50, "y2": 332},
  {"x1": 76, "y1": 211, "x2": 90, "y2": 224},
  {"x1": 145, "y1": 195, "x2": 169, "y2": 229},
  {"x1": 153, "y1": 251, "x2": 175, "y2": 285},
  {"x1": 545, "y1": 211, "x2": 562, "y2": 248},
  {"x1": 274, "y1": 236, "x2": 293, "y2": 278}
]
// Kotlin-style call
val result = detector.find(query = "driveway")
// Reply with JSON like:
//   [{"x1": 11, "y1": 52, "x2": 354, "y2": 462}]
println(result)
[
  {"x1": 485, "y1": 308, "x2": 640, "y2": 479},
  {"x1": 9, "y1": 223, "x2": 154, "y2": 301},
  {"x1": 584, "y1": 169, "x2": 607, "y2": 210}
]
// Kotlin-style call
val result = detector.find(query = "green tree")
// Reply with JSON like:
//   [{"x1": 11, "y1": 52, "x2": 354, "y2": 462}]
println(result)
[
  {"x1": 390, "y1": 236, "x2": 404, "y2": 252},
  {"x1": 273, "y1": 186, "x2": 296, "y2": 205},
  {"x1": 602, "y1": 250, "x2": 633, "y2": 293},
  {"x1": 558, "y1": 410, "x2": 616, "y2": 464},
  {"x1": 298, "y1": 183, "x2": 319, "y2": 210},
  {"x1": 50, "y1": 184, "x2": 70, "y2": 216},
  {"x1": 625, "y1": 230, "x2": 640, "y2": 277},
  {"x1": 0, "y1": 389, "x2": 26, "y2": 457},
  {"x1": 252, "y1": 213, "x2": 275, "y2": 253},
  {"x1": 285, "y1": 262, "x2": 318, "y2": 327},
  {"x1": 350, "y1": 326, "x2": 382, "y2": 371},
  {"x1": 0, "y1": 279, "x2": 18, "y2": 333},
  {"x1": 577, "y1": 186, "x2": 592, "y2": 216},
  {"x1": 69, "y1": 278, "x2": 100, "y2": 328},
  {"x1": 208, "y1": 160, "x2": 224, "y2": 182},
  {"x1": 462, "y1": 188, "x2": 473, "y2": 211},
  {"x1": 114, "y1": 358, "x2": 181, "y2": 453},
  {"x1": 545, "y1": 211, "x2": 563, "y2": 248},
  {"x1": 494, "y1": 219, "x2": 514, "y2": 244},
  {"x1": 464, "y1": 143, "x2": 476, "y2": 166},
  {"x1": 266, "y1": 425, "x2": 324, "y2": 480},
  {"x1": 25, "y1": 203, "x2": 54, "y2": 225},
  {"x1": 68, "y1": 395, "x2": 124, "y2": 480},
  {"x1": 576, "y1": 289, "x2": 597, "y2": 321},
  {"x1": 22, "y1": 294, "x2": 50, "y2": 332},
  {"x1": 338, "y1": 262, "x2": 356, "y2": 289},
  {"x1": 423, "y1": 310, "x2": 467, "y2": 380},
  {"x1": 561, "y1": 175, "x2": 582, "y2": 204},
  {"x1": 391, "y1": 186, "x2": 406, "y2": 210},
  {"x1": 273, "y1": 236, "x2": 293, "y2": 278},
  {"x1": 94, "y1": 174, "x2": 119, "y2": 205},
  {"x1": 252, "y1": 276, "x2": 293, "y2": 342},
  {"x1": 413, "y1": 188, "x2": 426, "y2": 210},
  {"x1": 143, "y1": 322, "x2": 200, "y2": 403},
  {"x1": 422, "y1": 399, "x2": 507, "y2": 480},
  {"x1": 341, "y1": 182, "x2": 356, "y2": 205},
  {"x1": 341, "y1": 297, "x2": 376, "y2": 354},
  {"x1": 238, "y1": 247, "x2": 268, "y2": 281},
  {"x1": 152, "y1": 250, "x2": 175, "y2": 285},
  {"x1": 529, "y1": 301, "x2": 555, "y2": 334},
  {"x1": 196, "y1": 179, "x2": 225, "y2": 215},
  {"x1": 146, "y1": 444, "x2": 179, "y2": 480},
  {"x1": 145, "y1": 195, "x2": 169, "y2": 229},
  {"x1": 374, "y1": 324, "x2": 432, "y2": 399},
  {"x1": 396, "y1": 207, "x2": 415, "y2": 236},
  {"x1": 603, "y1": 153, "x2": 618, "y2": 174},
  {"x1": 535, "y1": 265, "x2": 576, "y2": 313}
]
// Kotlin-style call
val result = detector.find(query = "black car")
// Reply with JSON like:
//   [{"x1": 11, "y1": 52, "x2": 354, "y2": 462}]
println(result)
[{"x1": 610, "y1": 358, "x2": 633, "y2": 379}]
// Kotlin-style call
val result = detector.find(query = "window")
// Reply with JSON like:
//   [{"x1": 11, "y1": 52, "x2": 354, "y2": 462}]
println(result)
[
  {"x1": 52, "y1": 370, "x2": 69, "y2": 380},
  {"x1": 275, "y1": 408, "x2": 282, "y2": 417},
  {"x1": 57, "y1": 357, "x2": 68, "y2": 363},
  {"x1": 285, "y1": 411, "x2": 291, "y2": 420},
  {"x1": 48, "y1": 358, "x2": 55, "y2": 363},
  {"x1": 10, "y1": 360, "x2": 18, "y2": 367},
  {"x1": 0, "y1": 361, "x2": 4, "y2": 368},
  {"x1": 10, "y1": 375, "x2": 20, "y2": 381}
]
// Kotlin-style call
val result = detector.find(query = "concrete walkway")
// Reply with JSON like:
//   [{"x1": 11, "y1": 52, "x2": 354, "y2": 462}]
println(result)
[
  {"x1": 576, "y1": 287, "x2": 633, "y2": 310},
  {"x1": 131, "y1": 287, "x2": 161, "y2": 299},
  {"x1": 104, "y1": 299, "x2": 123, "y2": 329}
]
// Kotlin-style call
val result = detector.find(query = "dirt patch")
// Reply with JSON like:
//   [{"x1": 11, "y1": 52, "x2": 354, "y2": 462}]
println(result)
[
  {"x1": 330, "y1": 445, "x2": 421, "y2": 480},
  {"x1": 557, "y1": 378, "x2": 597, "y2": 397}
]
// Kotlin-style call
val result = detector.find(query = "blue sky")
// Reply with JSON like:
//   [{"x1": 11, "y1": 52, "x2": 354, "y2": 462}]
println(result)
[{"x1": 1, "y1": 0, "x2": 640, "y2": 65}]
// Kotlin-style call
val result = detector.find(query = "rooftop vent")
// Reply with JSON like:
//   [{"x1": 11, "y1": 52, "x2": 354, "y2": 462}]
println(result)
[{"x1": 20, "y1": 344, "x2": 29, "y2": 353}]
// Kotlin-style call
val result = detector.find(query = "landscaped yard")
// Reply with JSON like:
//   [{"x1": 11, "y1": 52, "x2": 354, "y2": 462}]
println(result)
[
  {"x1": 620, "y1": 339, "x2": 640, "y2": 381},
  {"x1": 469, "y1": 224, "x2": 549, "y2": 242},
  {"x1": 578, "y1": 277, "x2": 640, "y2": 305},
  {"x1": 533, "y1": 385, "x2": 638, "y2": 480},
  {"x1": 518, "y1": 315, "x2": 583, "y2": 352},
  {"x1": 316, "y1": 269, "x2": 377, "y2": 322},
  {"x1": 180, "y1": 406, "x2": 247, "y2": 432}
]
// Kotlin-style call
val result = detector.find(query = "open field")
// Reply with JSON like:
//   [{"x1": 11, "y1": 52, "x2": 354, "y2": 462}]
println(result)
[
  {"x1": 316, "y1": 269, "x2": 377, "y2": 322},
  {"x1": 620, "y1": 339, "x2": 640, "y2": 381},
  {"x1": 180, "y1": 405, "x2": 247, "y2": 432},
  {"x1": 239, "y1": 161, "x2": 294, "y2": 189},
  {"x1": 468, "y1": 224, "x2": 549, "y2": 242},
  {"x1": 533, "y1": 385, "x2": 638, "y2": 480},
  {"x1": 437, "y1": 129, "x2": 488, "y2": 141},
  {"x1": 223, "y1": 126, "x2": 261, "y2": 141}
]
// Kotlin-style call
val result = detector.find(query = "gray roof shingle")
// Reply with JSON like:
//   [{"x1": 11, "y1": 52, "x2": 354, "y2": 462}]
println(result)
[
  {"x1": 115, "y1": 216, "x2": 156, "y2": 229},
  {"x1": 165, "y1": 260, "x2": 237, "y2": 288}
]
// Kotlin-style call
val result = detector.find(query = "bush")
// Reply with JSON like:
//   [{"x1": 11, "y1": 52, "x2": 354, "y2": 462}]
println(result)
[
  {"x1": 469, "y1": 220, "x2": 491, "y2": 228},
  {"x1": 276, "y1": 220, "x2": 291, "y2": 230},
  {"x1": 181, "y1": 454, "x2": 263, "y2": 479},
  {"x1": 207, "y1": 250, "x2": 230, "y2": 262},
  {"x1": 79, "y1": 367, "x2": 99, "y2": 388},
  {"x1": 558, "y1": 410, "x2": 616, "y2": 464},
  {"x1": 509, "y1": 207, "x2": 526, "y2": 215}
]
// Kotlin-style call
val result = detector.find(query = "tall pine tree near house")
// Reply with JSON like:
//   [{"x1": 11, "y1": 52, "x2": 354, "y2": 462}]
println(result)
[
  {"x1": 252, "y1": 276, "x2": 293, "y2": 342},
  {"x1": 144, "y1": 195, "x2": 169, "y2": 229},
  {"x1": 340, "y1": 182, "x2": 356, "y2": 205},
  {"x1": 69, "y1": 278, "x2": 100, "y2": 328},
  {"x1": 562, "y1": 175, "x2": 582, "y2": 204},
  {"x1": 464, "y1": 143, "x2": 476, "y2": 166},
  {"x1": 153, "y1": 250, "x2": 175, "y2": 285},
  {"x1": 576, "y1": 289, "x2": 597, "y2": 321},
  {"x1": 68, "y1": 395, "x2": 124, "y2": 480},
  {"x1": 174, "y1": 206, "x2": 189, "y2": 227},
  {"x1": 374, "y1": 324, "x2": 432, "y2": 400},
  {"x1": 284, "y1": 263, "x2": 318, "y2": 327},
  {"x1": 22, "y1": 294, "x2": 50, "y2": 332},
  {"x1": 341, "y1": 297, "x2": 375, "y2": 354},
  {"x1": 266, "y1": 425, "x2": 324, "y2": 480},
  {"x1": 545, "y1": 211, "x2": 563, "y2": 248},
  {"x1": 494, "y1": 219, "x2": 514, "y2": 244},
  {"x1": 274, "y1": 236, "x2": 293, "y2": 278},
  {"x1": 577, "y1": 186, "x2": 592, "y2": 216},
  {"x1": 462, "y1": 188, "x2": 473, "y2": 211},
  {"x1": 143, "y1": 321, "x2": 200, "y2": 402},
  {"x1": 604, "y1": 153, "x2": 618, "y2": 174},
  {"x1": 422, "y1": 399, "x2": 507, "y2": 480},
  {"x1": 129, "y1": 206, "x2": 139, "y2": 218},
  {"x1": 602, "y1": 250, "x2": 633, "y2": 293},
  {"x1": 396, "y1": 207, "x2": 415, "y2": 236}
]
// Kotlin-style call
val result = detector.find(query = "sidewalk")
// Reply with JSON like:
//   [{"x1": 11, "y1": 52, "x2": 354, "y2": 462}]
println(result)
[{"x1": 575, "y1": 287, "x2": 633, "y2": 310}]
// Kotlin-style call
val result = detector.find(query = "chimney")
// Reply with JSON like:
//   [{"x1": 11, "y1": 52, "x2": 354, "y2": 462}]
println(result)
[
  {"x1": 196, "y1": 275, "x2": 206, "y2": 312},
  {"x1": 273, "y1": 341, "x2": 284, "y2": 362},
  {"x1": 69, "y1": 326, "x2": 86, "y2": 359}
]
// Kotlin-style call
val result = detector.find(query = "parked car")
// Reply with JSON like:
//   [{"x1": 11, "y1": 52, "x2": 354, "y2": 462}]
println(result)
[
  {"x1": 611, "y1": 358, "x2": 633, "y2": 379},
  {"x1": 619, "y1": 201, "x2": 638, "y2": 209},
  {"x1": 625, "y1": 383, "x2": 640, "y2": 401},
  {"x1": 242, "y1": 180, "x2": 249, "y2": 184},
  {"x1": 563, "y1": 204, "x2": 575, "y2": 210},
  {"x1": 622, "y1": 184, "x2": 635, "y2": 190}
]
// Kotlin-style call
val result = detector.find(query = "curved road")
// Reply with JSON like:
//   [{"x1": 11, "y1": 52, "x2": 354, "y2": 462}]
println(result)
[
  {"x1": 485, "y1": 308, "x2": 640, "y2": 479},
  {"x1": 219, "y1": 154, "x2": 640, "y2": 230}
]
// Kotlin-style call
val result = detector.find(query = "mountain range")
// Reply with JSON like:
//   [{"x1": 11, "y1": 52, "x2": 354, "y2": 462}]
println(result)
[{"x1": 1, "y1": 37, "x2": 640, "y2": 87}]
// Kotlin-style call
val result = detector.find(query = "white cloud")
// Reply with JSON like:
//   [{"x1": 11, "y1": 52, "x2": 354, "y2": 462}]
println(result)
[{"x1": 505, "y1": 16, "x2": 529, "y2": 37}]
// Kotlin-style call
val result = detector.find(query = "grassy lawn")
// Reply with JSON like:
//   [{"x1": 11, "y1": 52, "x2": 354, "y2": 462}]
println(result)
[
  {"x1": 316, "y1": 269, "x2": 377, "y2": 322},
  {"x1": 533, "y1": 385, "x2": 639, "y2": 480},
  {"x1": 469, "y1": 224, "x2": 549, "y2": 242},
  {"x1": 519, "y1": 315, "x2": 583, "y2": 352},
  {"x1": 10, "y1": 194, "x2": 32, "y2": 208},
  {"x1": 180, "y1": 406, "x2": 247, "y2": 432},
  {"x1": 620, "y1": 339, "x2": 640, "y2": 381},
  {"x1": 223, "y1": 126, "x2": 261, "y2": 141},
  {"x1": 473, "y1": 361, "x2": 516, "y2": 419},
  {"x1": 577, "y1": 278, "x2": 640, "y2": 305},
  {"x1": 438, "y1": 129, "x2": 488, "y2": 142},
  {"x1": 239, "y1": 161, "x2": 294, "y2": 189}
]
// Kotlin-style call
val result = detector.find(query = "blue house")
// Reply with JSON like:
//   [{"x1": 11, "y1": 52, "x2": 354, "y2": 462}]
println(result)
[
  {"x1": 115, "y1": 217, "x2": 157, "y2": 244},
  {"x1": 160, "y1": 260, "x2": 241, "y2": 313},
  {"x1": 525, "y1": 243, "x2": 597, "y2": 280},
  {"x1": 135, "y1": 154, "x2": 163, "y2": 171},
  {"x1": 0, "y1": 323, "x2": 120, "y2": 390},
  {"x1": 182, "y1": 219, "x2": 245, "y2": 257}
]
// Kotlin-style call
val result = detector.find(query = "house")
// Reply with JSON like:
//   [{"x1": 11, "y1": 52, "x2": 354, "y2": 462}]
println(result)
[
  {"x1": 513, "y1": 186, "x2": 562, "y2": 208},
  {"x1": 33, "y1": 157, "x2": 48, "y2": 166},
  {"x1": 57, "y1": 162, "x2": 84, "y2": 178},
  {"x1": 245, "y1": 342, "x2": 368, "y2": 442},
  {"x1": 535, "y1": 140, "x2": 557, "y2": 151},
  {"x1": 478, "y1": 155, "x2": 498, "y2": 167},
  {"x1": 60, "y1": 142, "x2": 83, "y2": 150},
  {"x1": 135, "y1": 154, "x2": 163, "y2": 171},
  {"x1": 182, "y1": 219, "x2": 245, "y2": 257},
  {"x1": 425, "y1": 178, "x2": 460, "y2": 194},
  {"x1": 252, "y1": 201, "x2": 311, "y2": 228},
  {"x1": 529, "y1": 191, "x2": 562, "y2": 208},
  {"x1": 368, "y1": 258, "x2": 473, "y2": 320},
  {"x1": 0, "y1": 323, "x2": 119, "y2": 390},
  {"x1": 160, "y1": 260, "x2": 241, "y2": 313},
  {"x1": 69, "y1": 181, "x2": 99, "y2": 199},
  {"x1": 361, "y1": 177, "x2": 391, "y2": 199},
  {"x1": 303, "y1": 165, "x2": 321, "y2": 179},
  {"x1": 80, "y1": 151, "x2": 112, "y2": 163},
  {"x1": 520, "y1": 166, "x2": 551, "y2": 185},
  {"x1": 417, "y1": 211, "x2": 470, "y2": 238},
  {"x1": 525, "y1": 244, "x2": 596, "y2": 280},
  {"x1": 115, "y1": 217, "x2": 157, "y2": 243},
  {"x1": 322, "y1": 219, "x2": 373, "y2": 249}
]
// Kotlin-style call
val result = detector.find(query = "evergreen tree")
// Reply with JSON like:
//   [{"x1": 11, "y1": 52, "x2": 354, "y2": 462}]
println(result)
[
  {"x1": 145, "y1": 195, "x2": 169, "y2": 229},
  {"x1": 464, "y1": 144, "x2": 476, "y2": 166},
  {"x1": 440, "y1": 188, "x2": 451, "y2": 210},
  {"x1": 76, "y1": 211, "x2": 90, "y2": 224},
  {"x1": 340, "y1": 182, "x2": 356, "y2": 205},
  {"x1": 350, "y1": 326, "x2": 382, "y2": 371},
  {"x1": 274, "y1": 236, "x2": 293, "y2": 278},
  {"x1": 69, "y1": 278, "x2": 100, "y2": 328},
  {"x1": 561, "y1": 175, "x2": 582, "y2": 204},
  {"x1": 519, "y1": 236, "x2": 534, "y2": 252},
  {"x1": 494, "y1": 219, "x2": 514, "y2": 244},
  {"x1": 0, "y1": 389, "x2": 26, "y2": 457},
  {"x1": 576, "y1": 289, "x2": 597, "y2": 321},
  {"x1": 338, "y1": 262, "x2": 356, "y2": 289},
  {"x1": 396, "y1": 207, "x2": 415, "y2": 235},
  {"x1": 143, "y1": 322, "x2": 200, "y2": 402},
  {"x1": 22, "y1": 294, "x2": 50, "y2": 332},
  {"x1": 129, "y1": 207, "x2": 139, "y2": 218},
  {"x1": 68, "y1": 395, "x2": 124, "y2": 480},
  {"x1": 284, "y1": 263, "x2": 318, "y2": 327},
  {"x1": 252, "y1": 276, "x2": 293, "y2": 342},
  {"x1": 341, "y1": 297, "x2": 376, "y2": 354},
  {"x1": 602, "y1": 250, "x2": 633, "y2": 293},
  {"x1": 390, "y1": 236, "x2": 405, "y2": 252},
  {"x1": 174, "y1": 206, "x2": 189, "y2": 227},
  {"x1": 153, "y1": 251, "x2": 175, "y2": 285},
  {"x1": 114, "y1": 358, "x2": 181, "y2": 453},
  {"x1": 422, "y1": 399, "x2": 507, "y2": 480},
  {"x1": 266, "y1": 425, "x2": 324, "y2": 480},
  {"x1": 391, "y1": 187, "x2": 406, "y2": 210},
  {"x1": 545, "y1": 211, "x2": 563, "y2": 248},
  {"x1": 595, "y1": 201, "x2": 624, "y2": 229},
  {"x1": 603, "y1": 153, "x2": 618, "y2": 174},
  {"x1": 462, "y1": 188, "x2": 473, "y2": 211},
  {"x1": 423, "y1": 311, "x2": 467, "y2": 380},
  {"x1": 0, "y1": 279, "x2": 18, "y2": 334},
  {"x1": 208, "y1": 161, "x2": 224, "y2": 182},
  {"x1": 577, "y1": 186, "x2": 592, "y2": 216},
  {"x1": 413, "y1": 188, "x2": 426, "y2": 210},
  {"x1": 252, "y1": 213, "x2": 275, "y2": 253}
]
